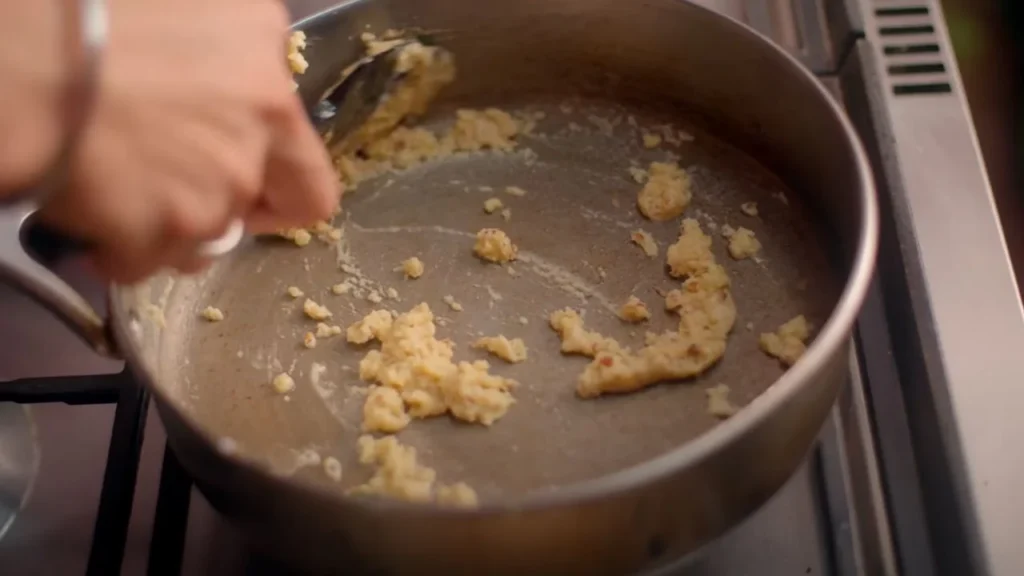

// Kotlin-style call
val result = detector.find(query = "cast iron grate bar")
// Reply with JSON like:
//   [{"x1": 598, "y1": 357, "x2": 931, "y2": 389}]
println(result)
[
  {"x1": 86, "y1": 371, "x2": 150, "y2": 576},
  {"x1": 147, "y1": 444, "x2": 193, "y2": 576},
  {"x1": 0, "y1": 373, "x2": 120, "y2": 404}
]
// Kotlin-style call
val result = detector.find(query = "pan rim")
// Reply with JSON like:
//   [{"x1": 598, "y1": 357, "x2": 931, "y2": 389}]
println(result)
[{"x1": 109, "y1": 0, "x2": 879, "y2": 517}]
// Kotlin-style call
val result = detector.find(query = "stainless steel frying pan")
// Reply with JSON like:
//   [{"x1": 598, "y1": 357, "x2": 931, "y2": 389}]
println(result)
[{"x1": 0, "y1": 0, "x2": 878, "y2": 573}]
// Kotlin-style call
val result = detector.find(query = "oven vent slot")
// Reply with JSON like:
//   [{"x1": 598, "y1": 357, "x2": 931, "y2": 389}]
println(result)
[{"x1": 873, "y1": 2, "x2": 952, "y2": 96}]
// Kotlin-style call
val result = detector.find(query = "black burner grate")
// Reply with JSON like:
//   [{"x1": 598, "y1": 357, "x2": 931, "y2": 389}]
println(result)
[{"x1": 0, "y1": 370, "x2": 149, "y2": 576}]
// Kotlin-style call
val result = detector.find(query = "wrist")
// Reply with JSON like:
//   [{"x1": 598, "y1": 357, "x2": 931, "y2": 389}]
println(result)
[{"x1": 0, "y1": 0, "x2": 67, "y2": 198}]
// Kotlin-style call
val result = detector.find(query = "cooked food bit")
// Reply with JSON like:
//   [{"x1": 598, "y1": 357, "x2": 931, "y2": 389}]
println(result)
[
  {"x1": 442, "y1": 295, "x2": 463, "y2": 312},
  {"x1": 444, "y1": 108, "x2": 522, "y2": 152},
  {"x1": 483, "y1": 197, "x2": 504, "y2": 214},
  {"x1": 346, "y1": 310, "x2": 394, "y2": 344},
  {"x1": 303, "y1": 299, "x2": 332, "y2": 320},
  {"x1": 473, "y1": 335, "x2": 528, "y2": 363},
  {"x1": 505, "y1": 186, "x2": 527, "y2": 197},
  {"x1": 706, "y1": 384, "x2": 738, "y2": 419},
  {"x1": 549, "y1": 310, "x2": 726, "y2": 399},
  {"x1": 280, "y1": 228, "x2": 312, "y2": 247},
  {"x1": 200, "y1": 306, "x2": 224, "y2": 322},
  {"x1": 435, "y1": 482, "x2": 479, "y2": 508},
  {"x1": 549, "y1": 309, "x2": 624, "y2": 357},
  {"x1": 552, "y1": 216, "x2": 736, "y2": 399},
  {"x1": 740, "y1": 201, "x2": 759, "y2": 217},
  {"x1": 303, "y1": 332, "x2": 317, "y2": 349},
  {"x1": 727, "y1": 227, "x2": 762, "y2": 260},
  {"x1": 355, "y1": 304, "x2": 517, "y2": 433},
  {"x1": 272, "y1": 373, "x2": 295, "y2": 394},
  {"x1": 630, "y1": 229, "x2": 658, "y2": 258},
  {"x1": 641, "y1": 132, "x2": 662, "y2": 148},
  {"x1": 402, "y1": 257, "x2": 425, "y2": 279},
  {"x1": 576, "y1": 333, "x2": 726, "y2": 399},
  {"x1": 637, "y1": 161, "x2": 692, "y2": 221},
  {"x1": 362, "y1": 387, "x2": 411, "y2": 433},
  {"x1": 351, "y1": 434, "x2": 479, "y2": 507},
  {"x1": 386, "y1": 287, "x2": 400, "y2": 300},
  {"x1": 618, "y1": 295, "x2": 651, "y2": 323},
  {"x1": 474, "y1": 228, "x2": 518, "y2": 263},
  {"x1": 367, "y1": 291, "x2": 383, "y2": 304},
  {"x1": 666, "y1": 218, "x2": 714, "y2": 278},
  {"x1": 286, "y1": 286, "x2": 304, "y2": 299},
  {"x1": 322, "y1": 457, "x2": 343, "y2": 482},
  {"x1": 316, "y1": 322, "x2": 343, "y2": 338},
  {"x1": 500, "y1": 208, "x2": 512, "y2": 222},
  {"x1": 287, "y1": 31, "x2": 308, "y2": 75},
  {"x1": 518, "y1": 316, "x2": 529, "y2": 325},
  {"x1": 331, "y1": 282, "x2": 352, "y2": 295},
  {"x1": 759, "y1": 315, "x2": 811, "y2": 367}
]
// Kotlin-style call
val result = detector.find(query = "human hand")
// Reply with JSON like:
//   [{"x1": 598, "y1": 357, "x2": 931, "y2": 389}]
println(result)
[{"x1": 0, "y1": 0, "x2": 340, "y2": 283}]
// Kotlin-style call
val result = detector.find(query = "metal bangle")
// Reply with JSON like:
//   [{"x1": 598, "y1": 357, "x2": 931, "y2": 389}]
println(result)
[{"x1": 31, "y1": 0, "x2": 109, "y2": 205}]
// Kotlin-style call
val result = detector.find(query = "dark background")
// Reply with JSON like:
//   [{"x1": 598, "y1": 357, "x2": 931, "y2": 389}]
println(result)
[{"x1": 944, "y1": 0, "x2": 1023, "y2": 287}]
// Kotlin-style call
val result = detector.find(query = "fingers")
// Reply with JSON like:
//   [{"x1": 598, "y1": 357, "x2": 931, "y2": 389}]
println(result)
[{"x1": 258, "y1": 94, "x2": 341, "y2": 230}]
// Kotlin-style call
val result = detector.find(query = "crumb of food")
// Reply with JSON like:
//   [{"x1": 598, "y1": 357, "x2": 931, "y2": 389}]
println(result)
[
  {"x1": 720, "y1": 224, "x2": 736, "y2": 238},
  {"x1": 618, "y1": 295, "x2": 652, "y2": 323},
  {"x1": 740, "y1": 202, "x2": 759, "y2": 217},
  {"x1": 280, "y1": 228, "x2": 312, "y2": 247},
  {"x1": 347, "y1": 310, "x2": 394, "y2": 344},
  {"x1": 303, "y1": 332, "x2": 317, "y2": 349},
  {"x1": 436, "y1": 482, "x2": 479, "y2": 507},
  {"x1": 350, "y1": 434, "x2": 478, "y2": 507},
  {"x1": 500, "y1": 208, "x2": 512, "y2": 222},
  {"x1": 473, "y1": 335, "x2": 528, "y2": 363},
  {"x1": 631, "y1": 229, "x2": 659, "y2": 258},
  {"x1": 637, "y1": 161, "x2": 692, "y2": 221},
  {"x1": 474, "y1": 228, "x2": 518, "y2": 263},
  {"x1": 706, "y1": 384, "x2": 739, "y2": 419},
  {"x1": 445, "y1": 108, "x2": 522, "y2": 153},
  {"x1": 552, "y1": 218, "x2": 735, "y2": 399},
  {"x1": 760, "y1": 315, "x2": 811, "y2": 366},
  {"x1": 664, "y1": 263, "x2": 736, "y2": 341},
  {"x1": 550, "y1": 311, "x2": 725, "y2": 399},
  {"x1": 642, "y1": 132, "x2": 662, "y2": 148},
  {"x1": 303, "y1": 299, "x2": 332, "y2": 320},
  {"x1": 505, "y1": 186, "x2": 527, "y2": 197},
  {"x1": 628, "y1": 166, "x2": 649, "y2": 184},
  {"x1": 354, "y1": 303, "x2": 517, "y2": 433},
  {"x1": 727, "y1": 227, "x2": 762, "y2": 260},
  {"x1": 286, "y1": 286, "x2": 304, "y2": 299},
  {"x1": 200, "y1": 306, "x2": 224, "y2": 322},
  {"x1": 549, "y1": 309, "x2": 624, "y2": 357},
  {"x1": 287, "y1": 31, "x2": 309, "y2": 75},
  {"x1": 362, "y1": 387, "x2": 411, "y2": 433},
  {"x1": 666, "y1": 218, "x2": 714, "y2": 278},
  {"x1": 442, "y1": 295, "x2": 463, "y2": 312},
  {"x1": 323, "y1": 456, "x2": 343, "y2": 482},
  {"x1": 367, "y1": 291, "x2": 383, "y2": 304},
  {"x1": 402, "y1": 257, "x2": 425, "y2": 279},
  {"x1": 316, "y1": 322, "x2": 343, "y2": 338},
  {"x1": 331, "y1": 282, "x2": 351, "y2": 295},
  {"x1": 483, "y1": 198, "x2": 504, "y2": 214},
  {"x1": 272, "y1": 373, "x2": 295, "y2": 394},
  {"x1": 518, "y1": 316, "x2": 529, "y2": 325},
  {"x1": 386, "y1": 287, "x2": 400, "y2": 300}
]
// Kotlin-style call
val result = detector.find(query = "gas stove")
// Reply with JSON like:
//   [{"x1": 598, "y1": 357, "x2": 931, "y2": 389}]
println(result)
[{"x1": 2, "y1": 0, "x2": 1020, "y2": 574}]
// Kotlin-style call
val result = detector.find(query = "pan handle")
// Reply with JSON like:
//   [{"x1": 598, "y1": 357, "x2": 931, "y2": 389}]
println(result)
[{"x1": 0, "y1": 200, "x2": 118, "y2": 357}]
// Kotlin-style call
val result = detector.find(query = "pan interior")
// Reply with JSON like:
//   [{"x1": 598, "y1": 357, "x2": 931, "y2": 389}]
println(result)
[{"x1": 150, "y1": 91, "x2": 836, "y2": 501}]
